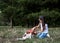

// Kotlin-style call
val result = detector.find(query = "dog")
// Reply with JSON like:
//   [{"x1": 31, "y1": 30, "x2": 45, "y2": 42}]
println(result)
[{"x1": 16, "y1": 27, "x2": 36, "y2": 40}]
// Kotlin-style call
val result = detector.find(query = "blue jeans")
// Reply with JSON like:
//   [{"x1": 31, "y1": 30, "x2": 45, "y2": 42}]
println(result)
[{"x1": 37, "y1": 32, "x2": 47, "y2": 39}]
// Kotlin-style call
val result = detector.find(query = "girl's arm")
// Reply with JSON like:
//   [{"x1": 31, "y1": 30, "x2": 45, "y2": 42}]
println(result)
[
  {"x1": 35, "y1": 23, "x2": 44, "y2": 33},
  {"x1": 40, "y1": 23, "x2": 44, "y2": 32}
]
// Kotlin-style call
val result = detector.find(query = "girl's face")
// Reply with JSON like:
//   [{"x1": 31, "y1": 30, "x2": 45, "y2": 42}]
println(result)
[{"x1": 39, "y1": 19, "x2": 42, "y2": 23}]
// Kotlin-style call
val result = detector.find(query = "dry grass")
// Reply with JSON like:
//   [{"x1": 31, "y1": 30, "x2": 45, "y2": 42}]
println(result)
[{"x1": 0, "y1": 26, "x2": 60, "y2": 43}]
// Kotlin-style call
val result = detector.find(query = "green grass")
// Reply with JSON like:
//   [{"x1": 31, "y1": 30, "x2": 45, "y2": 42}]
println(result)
[{"x1": 0, "y1": 26, "x2": 60, "y2": 43}]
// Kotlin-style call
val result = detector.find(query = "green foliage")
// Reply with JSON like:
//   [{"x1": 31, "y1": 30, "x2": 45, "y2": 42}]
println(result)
[{"x1": 0, "y1": 0, "x2": 60, "y2": 27}]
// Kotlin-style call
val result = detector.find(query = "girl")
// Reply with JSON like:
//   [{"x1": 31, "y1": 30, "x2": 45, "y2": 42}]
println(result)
[
  {"x1": 35, "y1": 16, "x2": 50, "y2": 39},
  {"x1": 16, "y1": 16, "x2": 50, "y2": 40}
]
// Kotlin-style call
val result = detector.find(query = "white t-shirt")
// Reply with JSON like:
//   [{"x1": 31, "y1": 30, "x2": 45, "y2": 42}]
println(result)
[{"x1": 39, "y1": 23, "x2": 48, "y2": 33}]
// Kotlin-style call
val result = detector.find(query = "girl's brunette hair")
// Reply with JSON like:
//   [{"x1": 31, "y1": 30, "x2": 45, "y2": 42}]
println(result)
[{"x1": 39, "y1": 16, "x2": 45, "y2": 31}]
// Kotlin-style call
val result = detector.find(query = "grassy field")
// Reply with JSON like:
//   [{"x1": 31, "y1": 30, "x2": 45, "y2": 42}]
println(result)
[{"x1": 0, "y1": 26, "x2": 60, "y2": 43}]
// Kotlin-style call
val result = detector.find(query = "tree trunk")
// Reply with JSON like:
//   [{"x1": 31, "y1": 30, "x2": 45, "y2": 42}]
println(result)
[{"x1": 10, "y1": 16, "x2": 13, "y2": 28}]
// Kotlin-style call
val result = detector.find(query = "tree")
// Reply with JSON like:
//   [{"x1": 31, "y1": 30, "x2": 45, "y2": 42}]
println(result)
[{"x1": 0, "y1": 0, "x2": 60, "y2": 27}]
